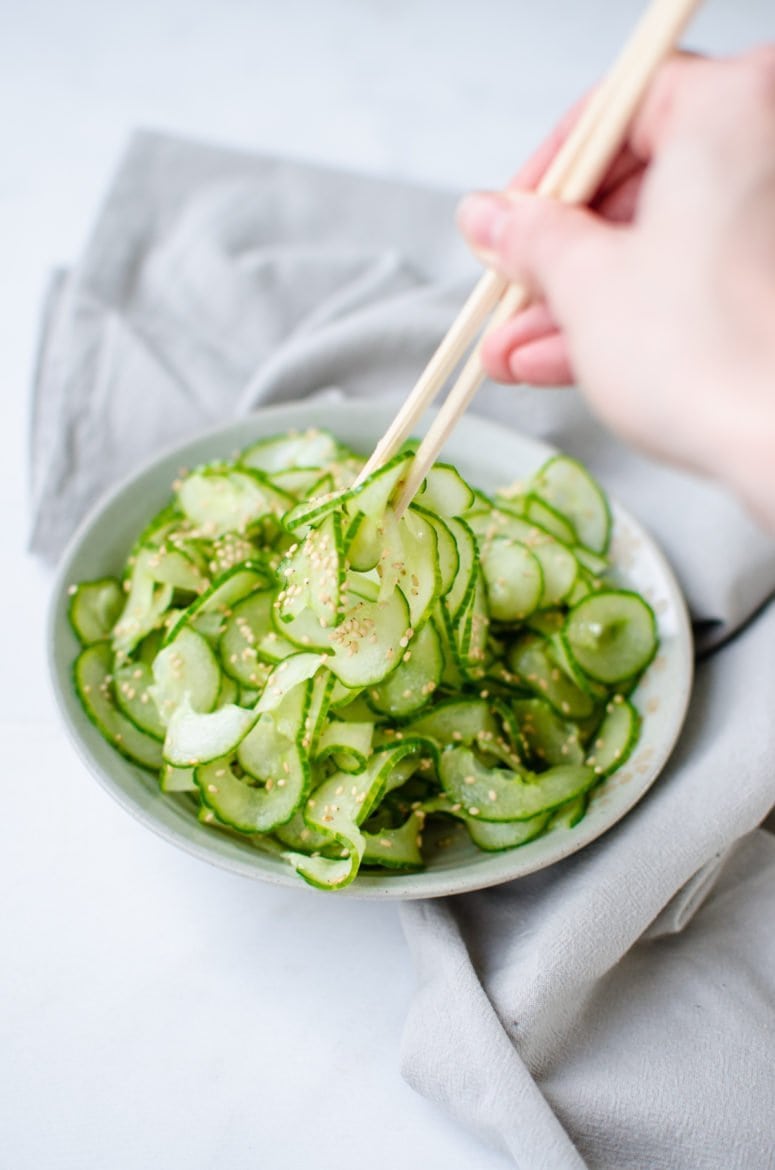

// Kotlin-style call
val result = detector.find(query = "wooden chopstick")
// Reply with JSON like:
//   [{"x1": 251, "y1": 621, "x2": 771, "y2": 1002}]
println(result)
[{"x1": 362, "y1": 0, "x2": 703, "y2": 514}]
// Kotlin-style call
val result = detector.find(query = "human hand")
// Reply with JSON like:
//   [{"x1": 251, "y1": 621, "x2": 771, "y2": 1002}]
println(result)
[{"x1": 457, "y1": 49, "x2": 775, "y2": 529}]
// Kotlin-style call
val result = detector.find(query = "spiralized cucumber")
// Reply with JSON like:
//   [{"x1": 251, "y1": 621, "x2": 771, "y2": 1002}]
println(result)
[{"x1": 68, "y1": 433, "x2": 658, "y2": 890}]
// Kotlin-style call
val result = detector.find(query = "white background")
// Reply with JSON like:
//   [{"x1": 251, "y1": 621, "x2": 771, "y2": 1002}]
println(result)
[{"x1": 2, "y1": 2, "x2": 772, "y2": 1168}]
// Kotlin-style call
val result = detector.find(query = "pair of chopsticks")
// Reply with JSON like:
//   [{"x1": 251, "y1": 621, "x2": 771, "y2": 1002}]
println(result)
[{"x1": 356, "y1": 0, "x2": 702, "y2": 517}]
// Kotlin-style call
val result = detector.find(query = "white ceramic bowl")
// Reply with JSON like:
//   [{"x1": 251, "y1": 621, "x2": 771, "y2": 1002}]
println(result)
[{"x1": 48, "y1": 399, "x2": 693, "y2": 898}]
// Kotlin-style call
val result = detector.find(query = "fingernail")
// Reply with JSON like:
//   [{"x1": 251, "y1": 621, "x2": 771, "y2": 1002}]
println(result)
[{"x1": 456, "y1": 192, "x2": 512, "y2": 249}]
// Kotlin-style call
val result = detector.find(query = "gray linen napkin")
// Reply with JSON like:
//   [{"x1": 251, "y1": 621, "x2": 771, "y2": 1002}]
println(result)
[{"x1": 32, "y1": 131, "x2": 775, "y2": 1170}]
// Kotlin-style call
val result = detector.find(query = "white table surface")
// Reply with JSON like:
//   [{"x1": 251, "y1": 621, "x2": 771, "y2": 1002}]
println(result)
[{"x1": 2, "y1": 2, "x2": 772, "y2": 1167}]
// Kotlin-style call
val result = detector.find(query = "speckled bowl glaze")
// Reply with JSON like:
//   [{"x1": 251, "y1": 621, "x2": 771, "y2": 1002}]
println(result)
[{"x1": 48, "y1": 399, "x2": 693, "y2": 898}]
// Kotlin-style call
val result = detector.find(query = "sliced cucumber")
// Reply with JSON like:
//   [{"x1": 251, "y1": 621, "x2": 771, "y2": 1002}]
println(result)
[
  {"x1": 412, "y1": 462, "x2": 475, "y2": 517},
  {"x1": 178, "y1": 468, "x2": 290, "y2": 535},
  {"x1": 368, "y1": 619, "x2": 442, "y2": 718},
  {"x1": 315, "y1": 719, "x2": 374, "y2": 773},
  {"x1": 585, "y1": 695, "x2": 641, "y2": 775},
  {"x1": 74, "y1": 642, "x2": 163, "y2": 770},
  {"x1": 150, "y1": 626, "x2": 221, "y2": 723},
  {"x1": 113, "y1": 660, "x2": 165, "y2": 740},
  {"x1": 68, "y1": 578, "x2": 125, "y2": 646},
  {"x1": 163, "y1": 696, "x2": 257, "y2": 767},
  {"x1": 439, "y1": 747, "x2": 596, "y2": 822},
  {"x1": 530, "y1": 454, "x2": 612, "y2": 554},
  {"x1": 325, "y1": 588, "x2": 410, "y2": 689},
  {"x1": 480, "y1": 537, "x2": 543, "y2": 622},
  {"x1": 423, "y1": 795, "x2": 550, "y2": 851},
  {"x1": 362, "y1": 809, "x2": 425, "y2": 869},
  {"x1": 564, "y1": 591, "x2": 658, "y2": 684},
  {"x1": 508, "y1": 634, "x2": 597, "y2": 719},
  {"x1": 219, "y1": 590, "x2": 296, "y2": 683},
  {"x1": 240, "y1": 429, "x2": 339, "y2": 473},
  {"x1": 511, "y1": 697, "x2": 585, "y2": 768}
]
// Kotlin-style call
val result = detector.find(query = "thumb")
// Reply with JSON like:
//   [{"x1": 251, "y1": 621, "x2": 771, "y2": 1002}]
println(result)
[{"x1": 456, "y1": 190, "x2": 621, "y2": 326}]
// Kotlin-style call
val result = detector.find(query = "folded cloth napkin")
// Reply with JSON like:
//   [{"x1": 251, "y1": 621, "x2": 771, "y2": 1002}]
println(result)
[{"x1": 32, "y1": 131, "x2": 775, "y2": 1170}]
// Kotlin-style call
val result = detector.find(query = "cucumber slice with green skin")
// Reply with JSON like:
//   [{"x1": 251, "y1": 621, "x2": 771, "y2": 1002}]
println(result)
[
  {"x1": 423, "y1": 795, "x2": 550, "y2": 851},
  {"x1": 368, "y1": 619, "x2": 442, "y2": 718},
  {"x1": 406, "y1": 697, "x2": 500, "y2": 747},
  {"x1": 219, "y1": 590, "x2": 297, "y2": 682},
  {"x1": 480, "y1": 537, "x2": 543, "y2": 622},
  {"x1": 160, "y1": 764, "x2": 198, "y2": 793},
  {"x1": 470, "y1": 508, "x2": 578, "y2": 608},
  {"x1": 163, "y1": 696, "x2": 257, "y2": 767},
  {"x1": 164, "y1": 562, "x2": 273, "y2": 646},
  {"x1": 511, "y1": 698, "x2": 585, "y2": 768},
  {"x1": 439, "y1": 747, "x2": 597, "y2": 822},
  {"x1": 300, "y1": 670, "x2": 335, "y2": 753},
  {"x1": 272, "y1": 600, "x2": 334, "y2": 653},
  {"x1": 273, "y1": 809, "x2": 334, "y2": 853},
  {"x1": 177, "y1": 468, "x2": 291, "y2": 536},
  {"x1": 267, "y1": 467, "x2": 335, "y2": 498},
  {"x1": 130, "y1": 502, "x2": 182, "y2": 557},
  {"x1": 412, "y1": 463, "x2": 476, "y2": 517},
  {"x1": 197, "y1": 676, "x2": 313, "y2": 832},
  {"x1": 215, "y1": 673, "x2": 239, "y2": 708},
  {"x1": 284, "y1": 741, "x2": 423, "y2": 890},
  {"x1": 547, "y1": 794, "x2": 589, "y2": 830},
  {"x1": 315, "y1": 719, "x2": 374, "y2": 773},
  {"x1": 284, "y1": 451, "x2": 412, "y2": 535},
  {"x1": 324, "y1": 588, "x2": 411, "y2": 689},
  {"x1": 432, "y1": 601, "x2": 465, "y2": 690},
  {"x1": 136, "y1": 628, "x2": 164, "y2": 666},
  {"x1": 68, "y1": 579, "x2": 125, "y2": 646},
  {"x1": 443, "y1": 516, "x2": 477, "y2": 622},
  {"x1": 150, "y1": 627, "x2": 222, "y2": 724},
  {"x1": 524, "y1": 495, "x2": 577, "y2": 545},
  {"x1": 542, "y1": 625, "x2": 609, "y2": 700},
  {"x1": 454, "y1": 571, "x2": 489, "y2": 680},
  {"x1": 573, "y1": 545, "x2": 609, "y2": 577},
  {"x1": 412, "y1": 506, "x2": 459, "y2": 596},
  {"x1": 330, "y1": 692, "x2": 375, "y2": 723},
  {"x1": 346, "y1": 572, "x2": 380, "y2": 603},
  {"x1": 255, "y1": 653, "x2": 327, "y2": 714},
  {"x1": 362, "y1": 809, "x2": 425, "y2": 869},
  {"x1": 585, "y1": 695, "x2": 641, "y2": 776},
  {"x1": 113, "y1": 549, "x2": 174, "y2": 657},
  {"x1": 144, "y1": 543, "x2": 209, "y2": 594},
  {"x1": 508, "y1": 634, "x2": 597, "y2": 719},
  {"x1": 237, "y1": 676, "x2": 311, "y2": 776},
  {"x1": 564, "y1": 591, "x2": 658, "y2": 684},
  {"x1": 345, "y1": 512, "x2": 382, "y2": 571},
  {"x1": 530, "y1": 454, "x2": 612, "y2": 554},
  {"x1": 74, "y1": 642, "x2": 163, "y2": 771},
  {"x1": 347, "y1": 451, "x2": 413, "y2": 520},
  {"x1": 198, "y1": 741, "x2": 309, "y2": 834},
  {"x1": 277, "y1": 511, "x2": 344, "y2": 629},
  {"x1": 566, "y1": 573, "x2": 597, "y2": 605},
  {"x1": 239, "y1": 429, "x2": 339, "y2": 473},
  {"x1": 394, "y1": 508, "x2": 440, "y2": 629},
  {"x1": 114, "y1": 660, "x2": 166, "y2": 740}
]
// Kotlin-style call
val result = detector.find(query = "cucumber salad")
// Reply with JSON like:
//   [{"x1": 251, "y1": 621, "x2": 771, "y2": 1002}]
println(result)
[{"x1": 68, "y1": 429, "x2": 658, "y2": 891}]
